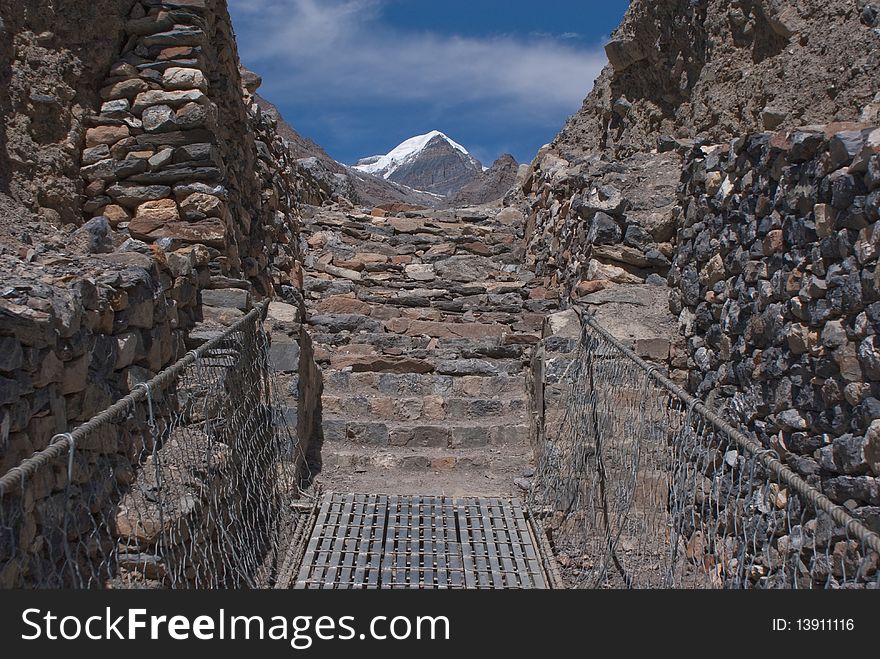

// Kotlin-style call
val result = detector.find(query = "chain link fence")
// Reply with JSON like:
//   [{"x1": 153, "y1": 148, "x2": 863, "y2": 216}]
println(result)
[
  {"x1": 0, "y1": 302, "x2": 308, "y2": 589},
  {"x1": 530, "y1": 308, "x2": 880, "y2": 589}
]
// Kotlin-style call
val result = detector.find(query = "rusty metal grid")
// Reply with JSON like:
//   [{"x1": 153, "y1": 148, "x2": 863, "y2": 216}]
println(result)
[
  {"x1": 457, "y1": 497, "x2": 546, "y2": 589},
  {"x1": 294, "y1": 493, "x2": 548, "y2": 589}
]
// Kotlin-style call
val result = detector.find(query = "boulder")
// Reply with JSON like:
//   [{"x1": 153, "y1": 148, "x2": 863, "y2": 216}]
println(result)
[
  {"x1": 433, "y1": 255, "x2": 497, "y2": 282},
  {"x1": 604, "y1": 37, "x2": 646, "y2": 71},
  {"x1": 162, "y1": 67, "x2": 208, "y2": 92},
  {"x1": 866, "y1": 420, "x2": 880, "y2": 476}
]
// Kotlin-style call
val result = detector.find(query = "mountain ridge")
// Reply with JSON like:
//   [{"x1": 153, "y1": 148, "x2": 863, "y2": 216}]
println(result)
[
  {"x1": 442, "y1": 153, "x2": 521, "y2": 208},
  {"x1": 254, "y1": 95, "x2": 440, "y2": 208},
  {"x1": 253, "y1": 100, "x2": 516, "y2": 206}
]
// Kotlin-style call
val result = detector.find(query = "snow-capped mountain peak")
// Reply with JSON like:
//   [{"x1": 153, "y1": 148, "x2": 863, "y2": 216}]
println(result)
[
  {"x1": 353, "y1": 130, "x2": 472, "y2": 180},
  {"x1": 351, "y1": 130, "x2": 485, "y2": 197}
]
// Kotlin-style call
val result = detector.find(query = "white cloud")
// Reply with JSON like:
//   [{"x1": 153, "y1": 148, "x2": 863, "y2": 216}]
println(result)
[{"x1": 229, "y1": 0, "x2": 606, "y2": 119}]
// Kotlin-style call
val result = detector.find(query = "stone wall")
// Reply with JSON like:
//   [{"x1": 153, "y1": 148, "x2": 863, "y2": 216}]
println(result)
[
  {"x1": 78, "y1": 0, "x2": 304, "y2": 302},
  {"x1": 265, "y1": 300, "x2": 324, "y2": 486},
  {"x1": 0, "y1": 246, "x2": 205, "y2": 478},
  {"x1": 0, "y1": 0, "x2": 325, "y2": 586},
  {"x1": 527, "y1": 310, "x2": 580, "y2": 452},
  {"x1": 520, "y1": 148, "x2": 682, "y2": 304},
  {"x1": 2, "y1": 0, "x2": 319, "y2": 473},
  {"x1": 516, "y1": 0, "x2": 879, "y2": 330},
  {"x1": 516, "y1": 145, "x2": 689, "y2": 381},
  {"x1": 0, "y1": 241, "x2": 206, "y2": 588},
  {"x1": 524, "y1": 121, "x2": 880, "y2": 533},
  {"x1": 670, "y1": 123, "x2": 880, "y2": 525}
]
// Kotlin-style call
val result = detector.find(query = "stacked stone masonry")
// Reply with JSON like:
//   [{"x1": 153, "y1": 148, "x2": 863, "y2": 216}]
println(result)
[
  {"x1": 0, "y1": 0, "x2": 325, "y2": 586},
  {"x1": 671, "y1": 123, "x2": 880, "y2": 531},
  {"x1": 79, "y1": 0, "x2": 307, "y2": 304},
  {"x1": 517, "y1": 120, "x2": 880, "y2": 537},
  {"x1": 521, "y1": 148, "x2": 682, "y2": 302},
  {"x1": 517, "y1": 145, "x2": 688, "y2": 395},
  {"x1": 0, "y1": 0, "x2": 135, "y2": 223},
  {"x1": 301, "y1": 204, "x2": 556, "y2": 495},
  {"x1": 0, "y1": 249, "x2": 200, "y2": 479},
  {"x1": 0, "y1": 245, "x2": 205, "y2": 587}
]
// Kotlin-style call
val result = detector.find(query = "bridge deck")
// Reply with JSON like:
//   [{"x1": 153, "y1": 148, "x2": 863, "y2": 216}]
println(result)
[{"x1": 293, "y1": 493, "x2": 549, "y2": 589}]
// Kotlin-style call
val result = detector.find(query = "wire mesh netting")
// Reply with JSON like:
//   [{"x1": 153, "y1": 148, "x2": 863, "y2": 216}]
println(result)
[
  {"x1": 0, "y1": 302, "x2": 308, "y2": 589},
  {"x1": 530, "y1": 310, "x2": 880, "y2": 589}
]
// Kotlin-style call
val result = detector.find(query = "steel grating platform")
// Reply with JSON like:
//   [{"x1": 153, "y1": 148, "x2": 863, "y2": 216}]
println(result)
[{"x1": 293, "y1": 493, "x2": 550, "y2": 589}]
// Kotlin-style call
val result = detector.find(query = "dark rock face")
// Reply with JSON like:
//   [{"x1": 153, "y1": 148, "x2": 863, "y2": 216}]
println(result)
[
  {"x1": 385, "y1": 135, "x2": 483, "y2": 197},
  {"x1": 347, "y1": 168, "x2": 443, "y2": 209},
  {"x1": 553, "y1": 0, "x2": 880, "y2": 162},
  {"x1": 0, "y1": 0, "x2": 134, "y2": 222},
  {"x1": 670, "y1": 126, "x2": 880, "y2": 521},
  {"x1": 445, "y1": 154, "x2": 520, "y2": 207},
  {"x1": 254, "y1": 94, "x2": 331, "y2": 163}
]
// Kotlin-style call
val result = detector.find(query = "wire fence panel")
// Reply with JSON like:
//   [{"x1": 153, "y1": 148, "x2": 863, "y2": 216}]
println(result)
[
  {"x1": 0, "y1": 303, "x2": 306, "y2": 589},
  {"x1": 530, "y1": 310, "x2": 880, "y2": 589}
]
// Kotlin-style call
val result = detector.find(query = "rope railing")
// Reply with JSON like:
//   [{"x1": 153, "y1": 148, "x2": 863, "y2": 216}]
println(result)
[
  {"x1": 530, "y1": 305, "x2": 880, "y2": 589},
  {"x1": 0, "y1": 302, "x2": 271, "y2": 498},
  {"x1": 0, "y1": 300, "x2": 308, "y2": 589}
]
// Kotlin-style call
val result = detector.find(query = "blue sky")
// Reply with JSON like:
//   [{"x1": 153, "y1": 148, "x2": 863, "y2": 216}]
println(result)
[{"x1": 228, "y1": 1, "x2": 628, "y2": 166}]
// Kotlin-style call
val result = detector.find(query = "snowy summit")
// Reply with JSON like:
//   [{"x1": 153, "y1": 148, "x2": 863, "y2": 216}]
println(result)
[
  {"x1": 351, "y1": 130, "x2": 486, "y2": 197},
  {"x1": 353, "y1": 130, "x2": 472, "y2": 180}
]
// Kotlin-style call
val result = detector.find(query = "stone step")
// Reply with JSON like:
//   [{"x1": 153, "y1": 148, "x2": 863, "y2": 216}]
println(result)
[
  {"x1": 304, "y1": 208, "x2": 537, "y2": 499},
  {"x1": 343, "y1": 291, "x2": 532, "y2": 311},
  {"x1": 311, "y1": 330, "x2": 529, "y2": 351},
  {"x1": 305, "y1": 284, "x2": 537, "y2": 302},
  {"x1": 318, "y1": 354, "x2": 527, "y2": 376},
  {"x1": 308, "y1": 310, "x2": 514, "y2": 328},
  {"x1": 306, "y1": 247, "x2": 527, "y2": 267},
  {"x1": 321, "y1": 418, "x2": 529, "y2": 449},
  {"x1": 305, "y1": 276, "x2": 533, "y2": 298},
  {"x1": 306, "y1": 248, "x2": 527, "y2": 268},
  {"x1": 308, "y1": 311, "x2": 520, "y2": 333},
  {"x1": 304, "y1": 218, "x2": 521, "y2": 241},
  {"x1": 317, "y1": 445, "x2": 533, "y2": 498},
  {"x1": 324, "y1": 447, "x2": 493, "y2": 472},
  {"x1": 322, "y1": 394, "x2": 526, "y2": 422},
  {"x1": 303, "y1": 209, "x2": 517, "y2": 224},
  {"x1": 326, "y1": 348, "x2": 528, "y2": 369},
  {"x1": 307, "y1": 314, "x2": 539, "y2": 335},
  {"x1": 323, "y1": 445, "x2": 529, "y2": 473},
  {"x1": 311, "y1": 334, "x2": 532, "y2": 365},
  {"x1": 322, "y1": 370, "x2": 527, "y2": 398}
]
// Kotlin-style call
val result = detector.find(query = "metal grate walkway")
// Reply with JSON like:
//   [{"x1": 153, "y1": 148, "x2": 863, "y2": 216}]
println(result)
[{"x1": 293, "y1": 493, "x2": 550, "y2": 589}]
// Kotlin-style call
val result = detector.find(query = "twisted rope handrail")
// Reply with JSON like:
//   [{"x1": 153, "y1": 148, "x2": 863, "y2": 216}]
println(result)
[
  {"x1": 571, "y1": 303, "x2": 880, "y2": 557},
  {"x1": 0, "y1": 300, "x2": 270, "y2": 496}
]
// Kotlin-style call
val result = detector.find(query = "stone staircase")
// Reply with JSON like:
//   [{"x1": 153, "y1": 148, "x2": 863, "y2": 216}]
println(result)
[{"x1": 301, "y1": 205, "x2": 557, "y2": 496}]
